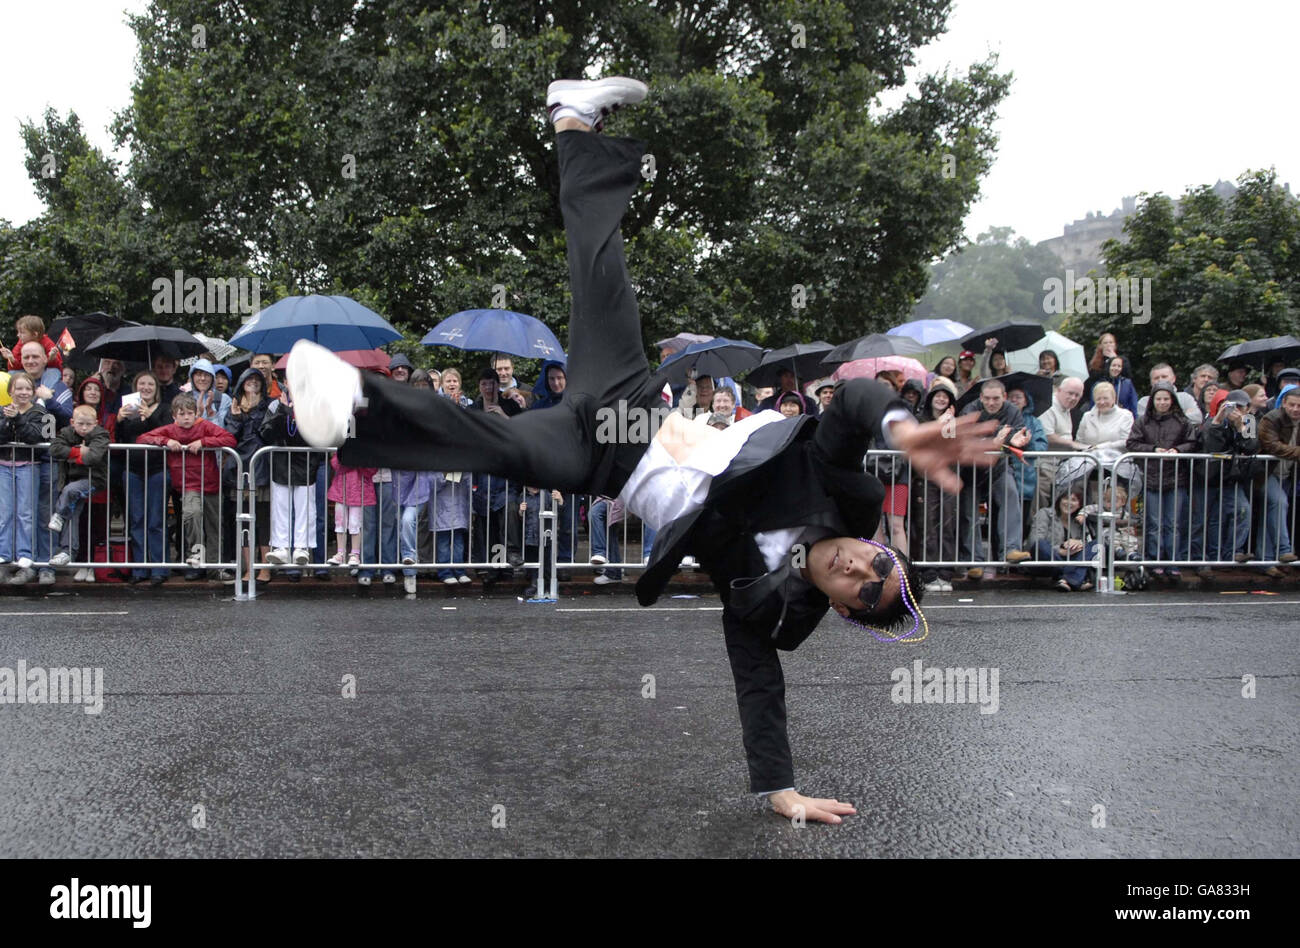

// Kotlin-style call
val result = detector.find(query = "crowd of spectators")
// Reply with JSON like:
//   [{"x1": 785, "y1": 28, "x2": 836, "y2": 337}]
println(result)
[{"x1": 2, "y1": 315, "x2": 1300, "y2": 594}]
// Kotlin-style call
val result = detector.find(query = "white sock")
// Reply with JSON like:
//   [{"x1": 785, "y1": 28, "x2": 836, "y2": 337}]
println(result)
[{"x1": 550, "y1": 104, "x2": 595, "y2": 127}]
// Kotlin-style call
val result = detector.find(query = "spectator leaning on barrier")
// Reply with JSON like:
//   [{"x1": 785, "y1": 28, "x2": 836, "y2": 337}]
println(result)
[
  {"x1": 1037, "y1": 375, "x2": 1084, "y2": 510},
  {"x1": 911, "y1": 377, "x2": 959, "y2": 592},
  {"x1": 47, "y1": 404, "x2": 110, "y2": 573},
  {"x1": 224, "y1": 367, "x2": 273, "y2": 582},
  {"x1": 0, "y1": 372, "x2": 56, "y2": 585},
  {"x1": 260, "y1": 378, "x2": 327, "y2": 572},
  {"x1": 1257, "y1": 384, "x2": 1300, "y2": 575},
  {"x1": 1004, "y1": 385, "x2": 1048, "y2": 525},
  {"x1": 1126, "y1": 381, "x2": 1200, "y2": 576},
  {"x1": 135, "y1": 393, "x2": 237, "y2": 577},
  {"x1": 1195, "y1": 390, "x2": 1260, "y2": 578},
  {"x1": 116, "y1": 371, "x2": 171, "y2": 585},
  {"x1": 959, "y1": 378, "x2": 1033, "y2": 578}
]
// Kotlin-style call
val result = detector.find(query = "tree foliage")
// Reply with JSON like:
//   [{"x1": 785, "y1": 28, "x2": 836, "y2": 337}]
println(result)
[
  {"x1": 912, "y1": 225, "x2": 1061, "y2": 329},
  {"x1": 1062, "y1": 169, "x2": 1300, "y2": 380},
  {"x1": 7, "y1": 0, "x2": 1009, "y2": 356}
]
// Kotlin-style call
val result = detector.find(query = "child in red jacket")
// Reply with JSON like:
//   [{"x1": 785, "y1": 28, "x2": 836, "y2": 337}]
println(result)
[
  {"x1": 0, "y1": 315, "x2": 64, "y2": 372},
  {"x1": 135, "y1": 393, "x2": 237, "y2": 569}
]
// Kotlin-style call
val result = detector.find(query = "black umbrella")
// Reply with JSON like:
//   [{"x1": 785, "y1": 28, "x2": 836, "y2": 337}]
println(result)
[
  {"x1": 955, "y1": 372, "x2": 1054, "y2": 417},
  {"x1": 47, "y1": 312, "x2": 139, "y2": 370},
  {"x1": 1218, "y1": 335, "x2": 1300, "y2": 370},
  {"x1": 958, "y1": 319, "x2": 1047, "y2": 354},
  {"x1": 85, "y1": 325, "x2": 209, "y2": 364},
  {"x1": 654, "y1": 337, "x2": 765, "y2": 386},
  {"x1": 745, "y1": 341, "x2": 839, "y2": 388},
  {"x1": 821, "y1": 333, "x2": 926, "y2": 364}
]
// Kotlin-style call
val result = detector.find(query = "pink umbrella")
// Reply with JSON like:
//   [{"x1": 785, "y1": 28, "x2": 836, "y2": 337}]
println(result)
[
  {"x1": 833, "y1": 356, "x2": 928, "y2": 385},
  {"x1": 275, "y1": 348, "x2": 393, "y2": 373}
]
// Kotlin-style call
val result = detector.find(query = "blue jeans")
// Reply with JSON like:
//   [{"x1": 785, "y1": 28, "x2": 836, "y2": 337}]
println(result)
[
  {"x1": 1143, "y1": 486, "x2": 1188, "y2": 561},
  {"x1": 0, "y1": 463, "x2": 37, "y2": 563},
  {"x1": 435, "y1": 528, "x2": 468, "y2": 580},
  {"x1": 361, "y1": 480, "x2": 398, "y2": 578},
  {"x1": 589, "y1": 499, "x2": 654, "y2": 579},
  {"x1": 1204, "y1": 482, "x2": 1251, "y2": 561},
  {"x1": 1032, "y1": 538, "x2": 1098, "y2": 586},
  {"x1": 35, "y1": 460, "x2": 53, "y2": 564},
  {"x1": 1260, "y1": 475, "x2": 1294, "y2": 560},
  {"x1": 399, "y1": 504, "x2": 421, "y2": 577},
  {"x1": 127, "y1": 469, "x2": 170, "y2": 579},
  {"x1": 55, "y1": 478, "x2": 95, "y2": 555}
]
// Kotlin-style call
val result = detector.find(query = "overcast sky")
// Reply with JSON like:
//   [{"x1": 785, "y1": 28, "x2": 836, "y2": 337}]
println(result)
[{"x1": 3, "y1": 0, "x2": 1297, "y2": 246}]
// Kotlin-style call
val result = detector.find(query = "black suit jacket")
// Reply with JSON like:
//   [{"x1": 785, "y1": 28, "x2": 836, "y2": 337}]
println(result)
[{"x1": 634, "y1": 378, "x2": 908, "y2": 791}]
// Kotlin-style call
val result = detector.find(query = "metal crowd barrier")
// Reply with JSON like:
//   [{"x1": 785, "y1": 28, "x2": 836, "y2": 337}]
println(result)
[
  {"x1": 1104, "y1": 451, "x2": 1295, "y2": 592},
  {"x1": 243, "y1": 446, "x2": 553, "y2": 600},
  {"x1": 0, "y1": 443, "x2": 244, "y2": 592}
]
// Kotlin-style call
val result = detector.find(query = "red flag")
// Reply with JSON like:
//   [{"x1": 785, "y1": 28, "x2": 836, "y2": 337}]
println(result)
[{"x1": 58, "y1": 328, "x2": 76, "y2": 353}]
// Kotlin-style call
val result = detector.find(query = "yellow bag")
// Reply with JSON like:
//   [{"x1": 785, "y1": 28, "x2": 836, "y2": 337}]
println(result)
[{"x1": 0, "y1": 371, "x2": 10, "y2": 407}]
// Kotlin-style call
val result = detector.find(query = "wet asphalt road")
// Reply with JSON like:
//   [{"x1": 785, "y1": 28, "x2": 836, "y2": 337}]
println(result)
[{"x1": 0, "y1": 588, "x2": 1295, "y2": 858}]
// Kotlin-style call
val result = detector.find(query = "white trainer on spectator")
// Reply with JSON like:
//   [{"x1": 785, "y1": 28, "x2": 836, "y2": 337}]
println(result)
[
  {"x1": 16, "y1": 557, "x2": 32, "y2": 569},
  {"x1": 444, "y1": 576, "x2": 458, "y2": 586},
  {"x1": 594, "y1": 573, "x2": 617, "y2": 585},
  {"x1": 72, "y1": 568, "x2": 87, "y2": 582},
  {"x1": 48, "y1": 513, "x2": 64, "y2": 532},
  {"x1": 589, "y1": 553, "x2": 608, "y2": 566},
  {"x1": 186, "y1": 544, "x2": 204, "y2": 568},
  {"x1": 287, "y1": 339, "x2": 361, "y2": 448},
  {"x1": 48, "y1": 551, "x2": 72, "y2": 567},
  {"x1": 457, "y1": 574, "x2": 472, "y2": 584},
  {"x1": 292, "y1": 548, "x2": 309, "y2": 565},
  {"x1": 403, "y1": 575, "x2": 417, "y2": 594},
  {"x1": 267, "y1": 547, "x2": 289, "y2": 565},
  {"x1": 546, "y1": 77, "x2": 648, "y2": 131}
]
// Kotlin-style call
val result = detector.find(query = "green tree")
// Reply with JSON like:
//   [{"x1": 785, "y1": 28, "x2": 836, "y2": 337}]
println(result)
[
  {"x1": 14, "y1": 0, "x2": 1009, "y2": 352},
  {"x1": 912, "y1": 225, "x2": 1062, "y2": 328},
  {"x1": 1062, "y1": 170, "x2": 1300, "y2": 380}
]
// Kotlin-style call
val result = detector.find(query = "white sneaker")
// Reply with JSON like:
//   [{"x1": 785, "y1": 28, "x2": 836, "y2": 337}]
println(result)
[
  {"x1": 48, "y1": 513, "x2": 64, "y2": 532},
  {"x1": 16, "y1": 557, "x2": 33, "y2": 569},
  {"x1": 403, "y1": 575, "x2": 417, "y2": 594},
  {"x1": 286, "y1": 339, "x2": 361, "y2": 448},
  {"x1": 589, "y1": 553, "x2": 608, "y2": 566},
  {"x1": 357, "y1": 575, "x2": 371, "y2": 586},
  {"x1": 401, "y1": 555, "x2": 416, "y2": 566},
  {"x1": 82, "y1": 569, "x2": 95, "y2": 583},
  {"x1": 546, "y1": 77, "x2": 648, "y2": 131},
  {"x1": 48, "y1": 551, "x2": 72, "y2": 567},
  {"x1": 267, "y1": 547, "x2": 289, "y2": 565},
  {"x1": 186, "y1": 544, "x2": 204, "y2": 568},
  {"x1": 924, "y1": 579, "x2": 945, "y2": 592},
  {"x1": 680, "y1": 555, "x2": 698, "y2": 569},
  {"x1": 593, "y1": 573, "x2": 617, "y2": 585},
  {"x1": 382, "y1": 572, "x2": 397, "y2": 584},
  {"x1": 444, "y1": 576, "x2": 459, "y2": 586},
  {"x1": 292, "y1": 548, "x2": 309, "y2": 565},
  {"x1": 940, "y1": 580, "x2": 954, "y2": 591},
  {"x1": 73, "y1": 568, "x2": 87, "y2": 582},
  {"x1": 457, "y1": 574, "x2": 472, "y2": 584}
]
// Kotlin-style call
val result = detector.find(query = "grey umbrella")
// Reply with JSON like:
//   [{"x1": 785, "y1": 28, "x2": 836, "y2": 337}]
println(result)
[{"x1": 821, "y1": 333, "x2": 926, "y2": 365}]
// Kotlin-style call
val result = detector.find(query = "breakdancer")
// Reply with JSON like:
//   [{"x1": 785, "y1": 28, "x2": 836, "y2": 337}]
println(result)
[{"x1": 288, "y1": 77, "x2": 998, "y2": 824}]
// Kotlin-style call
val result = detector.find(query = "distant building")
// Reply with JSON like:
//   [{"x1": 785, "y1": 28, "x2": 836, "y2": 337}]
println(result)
[{"x1": 1035, "y1": 179, "x2": 1293, "y2": 273}]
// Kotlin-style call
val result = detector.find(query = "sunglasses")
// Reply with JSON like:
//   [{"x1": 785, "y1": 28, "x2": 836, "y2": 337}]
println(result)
[{"x1": 855, "y1": 550, "x2": 896, "y2": 612}]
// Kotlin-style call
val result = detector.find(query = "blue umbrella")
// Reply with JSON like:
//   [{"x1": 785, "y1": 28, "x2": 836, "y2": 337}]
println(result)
[
  {"x1": 229, "y1": 295, "x2": 401, "y2": 353},
  {"x1": 655, "y1": 337, "x2": 764, "y2": 386},
  {"x1": 421, "y1": 309, "x2": 565, "y2": 362},
  {"x1": 887, "y1": 318, "x2": 973, "y2": 347}
]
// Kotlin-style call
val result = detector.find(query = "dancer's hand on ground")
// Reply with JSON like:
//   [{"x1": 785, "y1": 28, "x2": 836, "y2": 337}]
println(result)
[
  {"x1": 768, "y1": 790, "x2": 856, "y2": 825},
  {"x1": 890, "y1": 413, "x2": 1000, "y2": 494}
]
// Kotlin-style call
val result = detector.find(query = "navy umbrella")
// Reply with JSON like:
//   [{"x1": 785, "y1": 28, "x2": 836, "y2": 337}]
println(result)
[
  {"x1": 421, "y1": 309, "x2": 565, "y2": 362},
  {"x1": 84, "y1": 324, "x2": 208, "y2": 364},
  {"x1": 1218, "y1": 335, "x2": 1300, "y2": 370},
  {"x1": 229, "y1": 295, "x2": 401, "y2": 353},
  {"x1": 654, "y1": 337, "x2": 764, "y2": 386},
  {"x1": 745, "y1": 341, "x2": 839, "y2": 388},
  {"x1": 822, "y1": 332, "x2": 926, "y2": 364}
]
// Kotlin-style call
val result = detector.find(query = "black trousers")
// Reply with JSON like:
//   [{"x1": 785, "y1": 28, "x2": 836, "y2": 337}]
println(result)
[{"x1": 340, "y1": 132, "x2": 661, "y2": 499}]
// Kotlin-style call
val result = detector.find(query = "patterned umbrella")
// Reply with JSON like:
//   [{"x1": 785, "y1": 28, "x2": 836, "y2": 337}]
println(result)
[{"x1": 832, "y1": 356, "x2": 928, "y2": 385}]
